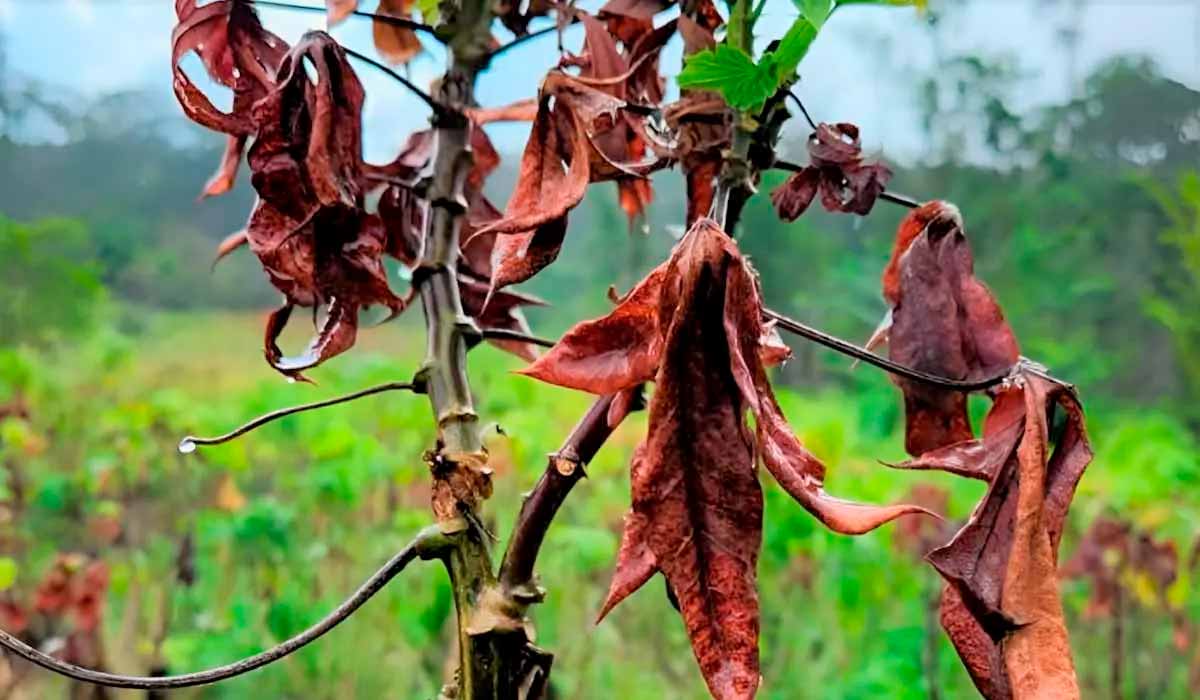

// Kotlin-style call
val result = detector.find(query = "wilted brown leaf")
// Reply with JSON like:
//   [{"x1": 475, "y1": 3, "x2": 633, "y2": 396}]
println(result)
[
  {"x1": 770, "y1": 123, "x2": 892, "y2": 220},
  {"x1": 244, "y1": 32, "x2": 404, "y2": 378},
  {"x1": 894, "y1": 375, "x2": 1090, "y2": 699},
  {"x1": 528, "y1": 219, "x2": 927, "y2": 698},
  {"x1": 172, "y1": 1, "x2": 288, "y2": 195},
  {"x1": 876, "y1": 201, "x2": 1019, "y2": 455},
  {"x1": 326, "y1": 0, "x2": 358, "y2": 25},
  {"x1": 372, "y1": 0, "x2": 422, "y2": 65}
]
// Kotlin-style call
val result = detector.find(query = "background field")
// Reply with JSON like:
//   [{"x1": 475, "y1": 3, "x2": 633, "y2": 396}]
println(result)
[{"x1": 2, "y1": 0, "x2": 1200, "y2": 697}]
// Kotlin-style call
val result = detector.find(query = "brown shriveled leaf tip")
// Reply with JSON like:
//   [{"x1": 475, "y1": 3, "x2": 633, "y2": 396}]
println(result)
[
  {"x1": 213, "y1": 228, "x2": 249, "y2": 267},
  {"x1": 920, "y1": 373, "x2": 1091, "y2": 700},
  {"x1": 877, "y1": 200, "x2": 1020, "y2": 456},
  {"x1": 372, "y1": 0, "x2": 422, "y2": 65},
  {"x1": 326, "y1": 0, "x2": 359, "y2": 25},
  {"x1": 476, "y1": 68, "x2": 662, "y2": 293},
  {"x1": 770, "y1": 122, "x2": 892, "y2": 221},
  {"x1": 532, "y1": 219, "x2": 926, "y2": 699},
  {"x1": 172, "y1": 1, "x2": 288, "y2": 196},
  {"x1": 244, "y1": 32, "x2": 404, "y2": 378}
]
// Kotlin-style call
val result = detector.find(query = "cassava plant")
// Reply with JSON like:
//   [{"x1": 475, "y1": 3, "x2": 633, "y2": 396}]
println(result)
[{"x1": 0, "y1": 0, "x2": 1097, "y2": 698}]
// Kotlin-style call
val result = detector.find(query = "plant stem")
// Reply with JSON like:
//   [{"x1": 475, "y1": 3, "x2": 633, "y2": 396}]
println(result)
[
  {"x1": 499, "y1": 392, "x2": 632, "y2": 591},
  {"x1": 412, "y1": 1, "x2": 555, "y2": 696}
]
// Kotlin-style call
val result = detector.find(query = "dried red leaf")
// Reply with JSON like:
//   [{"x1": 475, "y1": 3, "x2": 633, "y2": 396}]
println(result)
[
  {"x1": 519, "y1": 263, "x2": 667, "y2": 393},
  {"x1": 326, "y1": 0, "x2": 358, "y2": 25},
  {"x1": 372, "y1": 0, "x2": 422, "y2": 65},
  {"x1": 243, "y1": 33, "x2": 404, "y2": 377},
  {"x1": 213, "y1": 228, "x2": 249, "y2": 266},
  {"x1": 879, "y1": 201, "x2": 1020, "y2": 455},
  {"x1": 201, "y1": 134, "x2": 248, "y2": 199},
  {"x1": 531, "y1": 220, "x2": 926, "y2": 698},
  {"x1": 917, "y1": 375, "x2": 1091, "y2": 699},
  {"x1": 597, "y1": 0, "x2": 670, "y2": 44},
  {"x1": 770, "y1": 123, "x2": 892, "y2": 221},
  {"x1": 172, "y1": 0, "x2": 287, "y2": 188},
  {"x1": 666, "y1": 93, "x2": 729, "y2": 225}
]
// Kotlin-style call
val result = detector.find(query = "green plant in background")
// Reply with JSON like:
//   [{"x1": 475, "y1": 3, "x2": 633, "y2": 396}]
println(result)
[
  {"x1": 1144, "y1": 171, "x2": 1200, "y2": 427},
  {"x1": 1, "y1": 0, "x2": 1199, "y2": 698}
]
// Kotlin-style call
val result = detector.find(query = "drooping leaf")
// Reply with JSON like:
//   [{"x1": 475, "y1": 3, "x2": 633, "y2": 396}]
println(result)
[
  {"x1": 372, "y1": 0, "x2": 422, "y2": 65},
  {"x1": 244, "y1": 32, "x2": 405, "y2": 378},
  {"x1": 520, "y1": 263, "x2": 667, "y2": 393},
  {"x1": 919, "y1": 375, "x2": 1090, "y2": 699},
  {"x1": 326, "y1": 0, "x2": 359, "y2": 25},
  {"x1": 171, "y1": 1, "x2": 288, "y2": 194},
  {"x1": 770, "y1": 122, "x2": 892, "y2": 220},
  {"x1": 877, "y1": 201, "x2": 1019, "y2": 455},
  {"x1": 529, "y1": 219, "x2": 929, "y2": 697}
]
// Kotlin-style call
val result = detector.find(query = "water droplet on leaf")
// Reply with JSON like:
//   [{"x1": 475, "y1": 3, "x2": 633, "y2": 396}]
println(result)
[{"x1": 178, "y1": 438, "x2": 197, "y2": 455}]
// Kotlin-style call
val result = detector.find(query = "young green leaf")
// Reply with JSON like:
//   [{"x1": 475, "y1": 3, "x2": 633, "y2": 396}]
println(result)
[
  {"x1": 796, "y1": 0, "x2": 833, "y2": 29},
  {"x1": 677, "y1": 45, "x2": 778, "y2": 112},
  {"x1": 770, "y1": 17, "x2": 818, "y2": 81}
]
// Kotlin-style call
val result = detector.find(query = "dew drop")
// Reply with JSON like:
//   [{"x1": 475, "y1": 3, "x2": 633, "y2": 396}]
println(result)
[
  {"x1": 178, "y1": 438, "x2": 197, "y2": 455},
  {"x1": 286, "y1": 376, "x2": 297, "y2": 385}
]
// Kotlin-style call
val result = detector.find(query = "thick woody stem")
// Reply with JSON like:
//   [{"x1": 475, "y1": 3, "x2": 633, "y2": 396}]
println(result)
[
  {"x1": 418, "y1": 83, "x2": 483, "y2": 460},
  {"x1": 412, "y1": 2, "x2": 553, "y2": 697}
]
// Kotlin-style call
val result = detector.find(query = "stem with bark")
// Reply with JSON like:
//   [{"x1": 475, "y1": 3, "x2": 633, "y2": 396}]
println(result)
[{"x1": 413, "y1": 0, "x2": 562, "y2": 695}]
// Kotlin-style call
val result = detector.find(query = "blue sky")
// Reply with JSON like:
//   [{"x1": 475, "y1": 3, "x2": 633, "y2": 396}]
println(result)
[{"x1": 1, "y1": 0, "x2": 1197, "y2": 163}]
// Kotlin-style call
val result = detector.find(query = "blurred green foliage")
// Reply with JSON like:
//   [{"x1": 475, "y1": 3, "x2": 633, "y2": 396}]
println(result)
[
  {"x1": 0, "y1": 8, "x2": 1198, "y2": 697},
  {"x1": 0, "y1": 312, "x2": 1196, "y2": 697}
]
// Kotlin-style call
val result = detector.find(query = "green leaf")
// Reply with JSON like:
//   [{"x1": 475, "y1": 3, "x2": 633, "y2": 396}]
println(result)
[
  {"x1": 797, "y1": 0, "x2": 833, "y2": 29},
  {"x1": 770, "y1": 17, "x2": 819, "y2": 81},
  {"x1": 678, "y1": 45, "x2": 778, "y2": 112},
  {"x1": 416, "y1": 0, "x2": 440, "y2": 25}
]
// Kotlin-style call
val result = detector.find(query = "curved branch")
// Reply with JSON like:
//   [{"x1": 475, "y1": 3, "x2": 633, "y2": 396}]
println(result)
[
  {"x1": 0, "y1": 528, "x2": 446, "y2": 689},
  {"x1": 342, "y1": 47, "x2": 448, "y2": 116},
  {"x1": 763, "y1": 308, "x2": 1014, "y2": 391},
  {"x1": 787, "y1": 91, "x2": 818, "y2": 131},
  {"x1": 250, "y1": 0, "x2": 437, "y2": 36},
  {"x1": 180, "y1": 381, "x2": 417, "y2": 452},
  {"x1": 500, "y1": 390, "x2": 637, "y2": 590},
  {"x1": 488, "y1": 22, "x2": 572, "y2": 60}
]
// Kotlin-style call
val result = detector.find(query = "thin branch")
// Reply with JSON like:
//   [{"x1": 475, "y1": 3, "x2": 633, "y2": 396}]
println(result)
[
  {"x1": 180, "y1": 381, "x2": 417, "y2": 452},
  {"x1": 479, "y1": 328, "x2": 557, "y2": 349},
  {"x1": 763, "y1": 308, "x2": 1014, "y2": 391},
  {"x1": 0, "y1": 529, "x2": 444, "y2": 690},
  {"x1": 341, "y1": 47, "x2": 448, "y2": 116},
  {"x1": 499, "y1": 390, "x2": 638, "y2": 590},
  {"x1": 879, "y1": 190, "x2": 921, "y2": 209},
  {"x1": 787, "y1": 91, "x2": 818, "y2": 131},
  {"x1": 488, "y1": 20, "x2": 576, "y2": 60},
  {"x1": 250, "y1": 0, "x2": 437, "y2": 36}
]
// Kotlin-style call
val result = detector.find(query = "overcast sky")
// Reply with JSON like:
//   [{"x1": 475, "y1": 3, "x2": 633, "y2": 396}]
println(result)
[{"x1": 1, "y1": 0, "x2": 1197, "y2": 163}]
